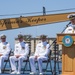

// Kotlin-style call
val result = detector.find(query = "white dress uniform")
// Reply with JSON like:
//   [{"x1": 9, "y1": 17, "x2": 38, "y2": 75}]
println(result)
[
  {"x1": 64, "y1": 25, "x2": 75, "y2": 33},
  {"x1": 0, "y1": 42, "x2": 11, "y2": 73},
  {"x1": 10, "y1": 41, "x2": 29, "y2": 73},
  {"x1": 29, "y1": 41, "x2": 50, "y2": 74}
]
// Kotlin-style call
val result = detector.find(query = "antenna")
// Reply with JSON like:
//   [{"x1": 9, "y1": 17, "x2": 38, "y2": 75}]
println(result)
[{"x1": 43, "y1": 7, "x2": 46, "y2": 15}]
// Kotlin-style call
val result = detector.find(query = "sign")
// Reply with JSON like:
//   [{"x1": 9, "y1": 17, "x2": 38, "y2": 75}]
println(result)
[
  {"x1": 0, "y1": 12, "x2": 75, "y2": 31},
  {"x1": 62, "y1": 35, "x2": 73, "y2": 47}
]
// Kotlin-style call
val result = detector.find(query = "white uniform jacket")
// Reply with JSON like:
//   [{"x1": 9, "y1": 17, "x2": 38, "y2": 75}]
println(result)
[
  {"x1": 0, "y1": 42, "x2": 11, "y2": 56},
  {"x1": 14, "y1": 42, "x2": 29, "y2": 57},
  {"x1": 34, "y1": 41, "x2": 50, "y2": 57},
  {"x1": 64, "y1": 25, "x2": 75, "y2": 33}
]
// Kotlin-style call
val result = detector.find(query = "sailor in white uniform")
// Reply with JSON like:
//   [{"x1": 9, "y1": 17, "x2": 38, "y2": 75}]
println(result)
[
  {"x1": 0, "y1": 34, "x2": 11, "y2": 73},
  {"x1": 29, "y1": 35, "x2": 50, "y2": 75},
  {"x1": 64, "y1": 14, "x2": 75, "y2": 33},
  {"x1": 10, "y1": 34, "x2": 29, "y2": 74}
]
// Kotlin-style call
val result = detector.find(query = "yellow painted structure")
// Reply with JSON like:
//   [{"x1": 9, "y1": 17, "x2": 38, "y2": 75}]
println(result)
[{"x1": 0, "y1": 12, "x2": 75, "y2": 31}]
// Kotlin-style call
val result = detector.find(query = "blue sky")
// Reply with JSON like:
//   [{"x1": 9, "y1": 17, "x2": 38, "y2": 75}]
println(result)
[{"x1": 0, "y1": 0, "x2": 75, "y2": 49}]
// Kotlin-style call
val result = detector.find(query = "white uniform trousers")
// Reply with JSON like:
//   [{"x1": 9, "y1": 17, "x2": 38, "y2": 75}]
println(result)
[
  {"x1": 10, "y1": 56, "x2": 27, "y2": 72},
  {"x1": 0, "y1": 56, "x2": 8, "y2": 72},
  {"x1": 29, "y1": 56, "x2": 48, "y2": 73}
]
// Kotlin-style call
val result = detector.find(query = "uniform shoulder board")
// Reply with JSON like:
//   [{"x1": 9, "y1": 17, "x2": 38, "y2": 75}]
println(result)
[
  {"x1": 23, "y1": 42, "x2": 26, "y2": 44},
  {"x1": 47, "y1": 42, "x2": 49, "y2": 44},
  {"x1": 6, "y1": 42, "x2": 8, "y2": 44},
  {"x1": 16, "y1": 42, "x2": 19, "y2": 44},
  {"x1": 38, "y1": 41, "x2": 41, "y2": 43}
]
